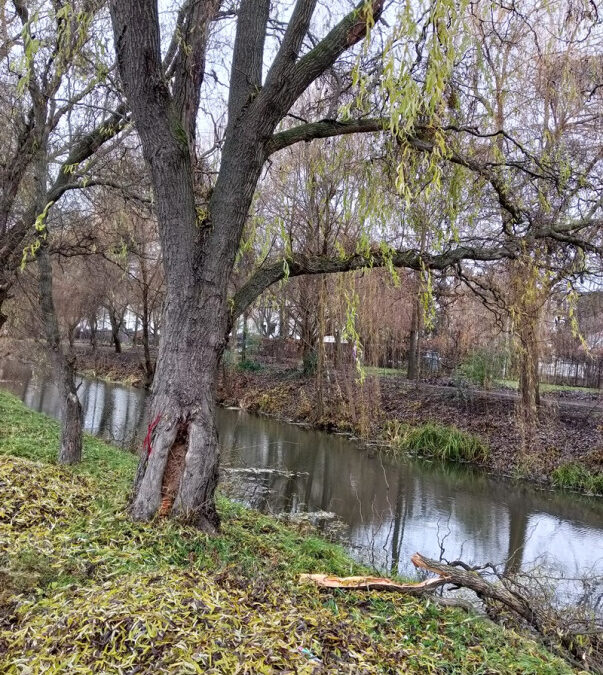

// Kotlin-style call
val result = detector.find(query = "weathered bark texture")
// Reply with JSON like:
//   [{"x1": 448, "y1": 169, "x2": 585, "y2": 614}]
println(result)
[
  {"x1": 31, "y1": 146, "x2": 83, "y2": 465},
  {"x1": 110, "y1": 0, "x2": 385, "y2": 529}
]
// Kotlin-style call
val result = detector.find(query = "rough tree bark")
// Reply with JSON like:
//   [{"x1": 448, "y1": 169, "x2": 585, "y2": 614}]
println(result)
[
  {"x1": 110, "y1": 0, "x2": 385, "y2": 530},
  {"x1": 33, "y1": 153, "x2": 83, "y2": 465}
]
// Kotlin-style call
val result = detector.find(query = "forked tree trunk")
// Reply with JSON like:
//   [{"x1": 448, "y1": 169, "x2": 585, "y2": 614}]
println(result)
[{"x1": 110, "y1": 0, "x2": 385, "y2": 530}]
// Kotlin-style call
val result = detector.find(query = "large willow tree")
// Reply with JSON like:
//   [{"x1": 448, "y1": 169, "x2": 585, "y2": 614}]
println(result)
[
  {"x1": 110, "y1": 0, "x2": 601, "y2": 530},
  {"x1": 110, "y1": 0, "x2": 442, "y2": 529}
]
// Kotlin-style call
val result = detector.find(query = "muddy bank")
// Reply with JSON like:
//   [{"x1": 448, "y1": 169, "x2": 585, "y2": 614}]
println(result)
[
  {"x1": 218, "y1": 367, "x2": 602, "y2": 492},
  {"x1": 3, "y1": 340, "x2": 601, "y2": 492}
]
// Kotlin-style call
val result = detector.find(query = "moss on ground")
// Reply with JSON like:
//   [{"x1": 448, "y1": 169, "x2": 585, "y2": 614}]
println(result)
[{"x1": 0, "y1": 390, "x2": 581, "y2": 673}]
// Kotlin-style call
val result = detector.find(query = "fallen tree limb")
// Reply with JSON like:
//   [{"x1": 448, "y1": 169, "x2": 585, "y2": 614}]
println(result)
[
  {"x1": 300, "y1": 553, "x2": 602, "y2": 671},
  {"x1": 299, "y1": 573, "x2": 448, "y2": 594},
  {"x1": 411, "y1": 553, "x2": 544, "y2": 629},
  {"x1": 410, "y1": 553, "x2": 601, "y2": 673}
]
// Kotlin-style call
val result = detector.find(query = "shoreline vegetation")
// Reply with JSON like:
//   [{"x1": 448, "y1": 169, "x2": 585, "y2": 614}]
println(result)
[
  {"x1": 1, "y1": 340, "x2": 601, "y2": 497},
  {"x1": 0, "y1": 390, "x2": 584, "y2": 673}
]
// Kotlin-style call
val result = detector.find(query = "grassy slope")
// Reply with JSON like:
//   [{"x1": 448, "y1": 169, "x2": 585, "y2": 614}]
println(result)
[
  {"x1": 495, "y1": 379, "x2": 599, "y2": 394},
  {"x1": 0, "y1": 391, "x2": 578, "y2": 674}
]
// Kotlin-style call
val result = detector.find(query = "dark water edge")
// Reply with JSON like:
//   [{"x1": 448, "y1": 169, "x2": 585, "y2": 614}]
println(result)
[{"x1": 1, "y1": 358, "x2": 601, "y2": 601}]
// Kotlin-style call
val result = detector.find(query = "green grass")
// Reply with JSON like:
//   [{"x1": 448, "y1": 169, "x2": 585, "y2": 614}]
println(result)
[
  {"x1": 496, "y1": 379, "x2": 599, "y2": 394},
  {"x1": 552, "y1": 462, "x2": 603, "y2": 496},
  {"x1": 384, "y1": 420, "x2": 489, "y2": 464},
  {"x1": 365, "y1": 365, "x2": 407, "y2": 377},
  {"x1": 0, "y1": 390, "x2": 576, "y2": 673}
]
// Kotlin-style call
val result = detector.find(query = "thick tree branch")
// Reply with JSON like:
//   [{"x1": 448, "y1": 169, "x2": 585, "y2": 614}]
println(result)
[
  {"x1": 110, "y1": 0, "x2": 171, "y2": 150},
  {"x1": 258, "y1": 0, "x2": 384, "y2": 122},
  {"x1": 267, "y1": 117, "x2": 525, "y2": 224},
  {"x1": 285, "y1": 0, "x2": 384, "y2": 105},
  {"x1": 171, "y1": 0, "x2": 221, "y2": 145},
  {"x1": 48, "y1": 103, "x2": 129, "y2": 202},
  {"x1": 264, "y1": 0, "x2": 318, "y2": 88},
  {"x1": 266, "y1": 117, "x2": 525, "y2": 223},
  {"x1": 266, "y1": 117, "x2": 389, "y2": 155},
  {"x1": 229, "y1": 242, "x2": 518, "y2": 322},
  {"x1": 227, "y1": 0, "x2": 270, "y2": 126},
  {"x1": 0, "y1": 104, "x2": 129, "y2": 277}
]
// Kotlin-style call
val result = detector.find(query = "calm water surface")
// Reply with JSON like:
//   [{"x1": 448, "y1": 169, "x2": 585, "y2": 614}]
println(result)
[{"x1": 1, "y1": 359, "x2": 601, "y2": 591}]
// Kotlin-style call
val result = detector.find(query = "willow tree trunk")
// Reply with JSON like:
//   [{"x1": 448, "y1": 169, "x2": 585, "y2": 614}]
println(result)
[
  {"x1": 241, "y1": 310, "x2": 249, "y2": 363},
  {"x1": 88, "y1": 313, "x2": 98, "y2": 351},
  {"x1": 316, "y1": 276, "x2": 327, "y2": 419},
  {"x1": 111, "y1": 0, "x2": 384, "y2": 531},
  {"x1": 140, "y1": 294, "x2": 154, "y2": 388},
  {"x1": 119, "y1": 43, "x2": 267, "y2": 531},
  {"x1": 32, "y1": 149, "x2": 83, "y2": 465},
  {"x1": 407, "y1": 292, "x2": 422, "y2": 381},
  {"x1": 109, "y1": 310, "x2": 122, "y2": 353},
  {"x1": 38, "y1": 241, "x2": 83, "y2": 464},
  {"x1": 517, "y1": 315, "x2": 541, "y2": 428}
]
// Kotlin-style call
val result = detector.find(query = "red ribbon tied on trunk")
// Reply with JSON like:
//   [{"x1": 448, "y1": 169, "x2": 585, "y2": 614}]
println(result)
[{"x1": 143, "y1": 414, "x2": 162, "y2": 457}]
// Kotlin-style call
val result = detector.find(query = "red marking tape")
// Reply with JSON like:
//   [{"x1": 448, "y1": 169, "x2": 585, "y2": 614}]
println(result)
[{"x1": 143, "y1": 414, "x2": 162, "y2": 457}]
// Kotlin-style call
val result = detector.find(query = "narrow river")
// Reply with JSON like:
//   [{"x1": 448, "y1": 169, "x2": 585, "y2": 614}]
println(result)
[{"x1": 1, "y1": 359, "x2": 601, "y2": 594}]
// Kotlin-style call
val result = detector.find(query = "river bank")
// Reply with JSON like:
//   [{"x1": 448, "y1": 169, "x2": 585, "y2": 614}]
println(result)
[
  {"x1": 218, "y1": 367, "x2": 602, "y2": 495},
  {"x1": 2, "y1": 339, "x2": 601, "y2": 494},
  {"x1": 3, "y1": 355, "x2": 602, "y2": 591},
  {"x1": 0, "y1": 390, "x2": 586, "y2": 673}
]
